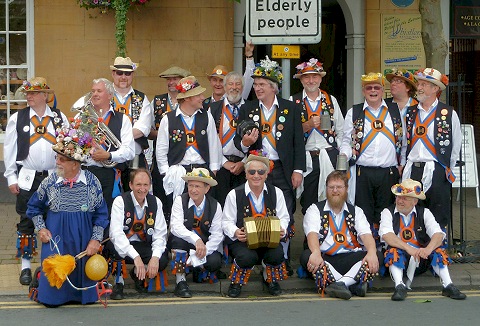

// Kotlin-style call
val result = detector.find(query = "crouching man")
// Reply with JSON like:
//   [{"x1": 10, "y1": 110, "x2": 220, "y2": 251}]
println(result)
[
  {"x1": 379, "y1": 179, "x2": 466, "y2": 301},
  {"x1": 300, "y1": 170, "x2": 381, "y2": 300}
]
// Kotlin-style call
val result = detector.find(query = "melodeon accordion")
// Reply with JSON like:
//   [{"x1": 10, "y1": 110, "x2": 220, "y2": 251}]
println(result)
[{"x1": 244, "y1": 216, "x2": 281, "y2": 249}]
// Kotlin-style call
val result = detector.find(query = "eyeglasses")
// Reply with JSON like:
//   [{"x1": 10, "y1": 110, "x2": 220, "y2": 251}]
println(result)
[
  {"x1": 253, "y1": 82, "x2": 269, "y2": 89},
  {"x1": 327, "y1": 185, "x2": 346, "y2": 191},
  {"x1": 364, "y1": 85, "x2": 382, "y2": 91},
  {"x1": 55, "y1": 155, "x2": 73, "y2": 163},
  {"x1": 390, "y1": 79, "x2": 405, "y2": 85},
  {"x1": 114, "y1": 70, "x2": 133, "y2": 76},
  {"x1": 247, "y1": 169, "x2": 267, "y2": 176}
]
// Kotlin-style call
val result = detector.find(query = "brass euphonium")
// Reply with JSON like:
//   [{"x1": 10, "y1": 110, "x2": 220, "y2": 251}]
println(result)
[{"x1": 71, "y1": 93, "x2": 122, "y2": 168}]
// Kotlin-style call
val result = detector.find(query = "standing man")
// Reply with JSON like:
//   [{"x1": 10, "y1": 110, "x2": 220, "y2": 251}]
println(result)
[
  {"x1": 301, "y1": 171, "x2": 380, "y2": 300},
  {"x1": 235, "y1": 56, "x2": 306, "y2": 275},
  {"x1": 379, "y1": 179, "x2": 466, "y2": 301},
  {"x1": 210, "y1": 71, "x2": 248, "y2": 207},
  {"x1": 385, "y1": 68, "x2": 418, "y2": 121},
  {"x1": 27, "y1": 128, "x2": 109, "y2": 307},
  {"x1": 222, "y1": 153, "x2": 290, "y2": 298},
  {"x1": 202, "y1": 42, "x2": 256, "y2": 110},
  {"x1": 156, "y1": 76, "x2": 222, "y2": 219},
  {"x1": 150, "y1": 66, "x2": 191, "y2": 223},
  {"x1": 110, "y1": 57, "x2": 152, "y2": 187},
  {"x1": 340, "y1": 73, "x2": 405, "y2": 244},
  {"x1": 108, "y1": 168, "x2": 169, "y2": 300},
  {"x1": 3, "y1": 77, "x2": 68, "y2": 285},
  {"x1": 403, "y1": 68, "x2": 460, "y2": 229},
  {"x1": 169, "y1": 168, "x2": 223, "y2": 298},
  {"x1": 80, "y1": 78, "x2": 135, "y2": 213},
  {"x1": 290, "y1": 58, "x2": 344, "y2": 211}
]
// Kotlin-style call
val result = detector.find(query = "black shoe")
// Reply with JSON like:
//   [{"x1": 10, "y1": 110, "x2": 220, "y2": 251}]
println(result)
[
  {"x1": 110, "y1": 283, "x2": 125, "y2": 300},
  {"x1": 192, "y1": 267, "x2": 202, "y2": 283},
  {"x1": 216, "y1": 269, "x2": 227, "y2": 279},
  {"x1": 285, "y1": 260, "x2": 294, "y2": 277},
  {"x1": 29, "y1": 267, "x2": 41, "y2": 290},
  {"x1": 227, "y1": 283, "x2": 242, "y2": 298},
  {"x1": 174, "y1": 281, "x2": 192, "y2": 298},
  {"x1": 19, "y1": 268, "x2": 32, "y2": 285},
  {"x1": 349, "y1": 282, "x2": 368, "y2": 297},
  {"x1": 325, "y1": 281, "x2": 352, "y2": 300},
  {"x1": 264, "y1": 279, "x2": 282, "y2": 296},
  {"x1": 391, "y1": 284, "x2": 408, "y2": 301},
  {"x1": 130, "y1": 268, "x2": 147, "y2": 293},
  {"x1": 442, "y1": 284, "x2": 467, "y2": 300}
]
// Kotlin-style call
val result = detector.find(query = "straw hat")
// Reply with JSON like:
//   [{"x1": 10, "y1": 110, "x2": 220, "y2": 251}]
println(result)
[
  {"x1": 293, "y1": 58, "x2": 326, "y2": 79},
  {"x1": 110, "y1": 57, "x2": 138, "y2": 72},
  {"x1": 414, "y1": 68, "x2": 448, "y2": 90},
  {"x1": 385, "y1": 68, "x2": 417, "y2": 91},
  {"x1": 181, "y1": 168, "x2": 217, "y2": 186},
  {"x1": 207, "y1": 65, "x2": 228, "y2": 80},
  {"x1": 176, "y1": 76, "x2": 206, "y2": 99},
  {"x1": 21, "y1": 77, "x2": 54, "y2": 93},
  {"x1": 245, "y1": 150, "x2": 270, "y2": 169},
  {"x1": 391, "y1": 179, "x2": 426, "y2": 200},
  {"x1": 361, "y1": 72, "x2": 385, "y2": 87},
  {"x1": 159, "y1": 66, "x2": 191, "y2": 78}
]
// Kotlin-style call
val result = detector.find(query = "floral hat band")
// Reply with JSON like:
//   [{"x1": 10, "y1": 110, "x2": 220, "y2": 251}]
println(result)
[
  {"x1": 361, "y1": 72, "x2": 385, "y2": 87},
  {"x1": 414, "y1": 68, "x2": 448, "y2": 90},
  {"x1": 391, "y1": 179, "x2": 426, "y2": 200},
  {"x1": 385, "y1": 69, "x2": 417, "y2": 90},
  {"x1": 252, "y1": 56, "x2": 284, "y2": 84},
  {"x1": 245, "y1": 149, "x2": 274, "y2": 173},
  {"x1": 21, "y1": 77, "x2": 54, "y2": 93},
  {"x1": 53, "y1": 126, "x2": 95, "y2": 163},
  {"x1": 176, "y1": 76, "x2": 206, "y2": 99},
  {"x1": 181, "y1": 168, "x2": 217, "y2": 186},
  {"x1": 293, "y1": 58, "x2": 326, "y2": 78}
]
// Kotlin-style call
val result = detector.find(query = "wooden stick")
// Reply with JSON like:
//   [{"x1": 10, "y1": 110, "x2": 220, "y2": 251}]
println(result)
[{"x1": 74, "y1": 238, "x2": 110, "y2": 260}]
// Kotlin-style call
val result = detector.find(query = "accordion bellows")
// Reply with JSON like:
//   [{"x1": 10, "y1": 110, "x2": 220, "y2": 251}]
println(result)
[{"x1": 244, "y1": 216, "x2": 281, "y2": 249}]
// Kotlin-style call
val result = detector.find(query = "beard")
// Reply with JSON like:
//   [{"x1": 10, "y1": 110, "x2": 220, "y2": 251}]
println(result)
[
  {"x1": 56, "y1": 166, "x2": 65, "y2": 178},
  {"x1": 226, "y1": 91, "x2": 242, "y2": 104},
  {"x1": 327, "y1": 192, "x2": 348, "y2": 211}
]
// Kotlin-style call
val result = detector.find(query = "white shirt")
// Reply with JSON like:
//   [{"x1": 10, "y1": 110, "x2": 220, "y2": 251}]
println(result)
[
  {"x1": 155, "y1": 107, "x2": 222, "y2": 174},
  {"x1": 170, "y1": 195, "x2": 224, "y2": 256},
  {"x1": 3, "y1": 105, "x2": 69, "y2": 186},
  {"x1": 289, "y1": 89, "x2": 344, "y2": 151},
  {"x1": 80, "y1": 107, "x2": 135, "y2": 167},
  {"x1": 242, "y1": 58, "x2": 255, "y2": 100},
  {"x1": 406, "y1": 98, "x2": 461, "y2": 168},
  {"x1": 109, "y1": 192, "x2": 168, "y2": 259},
  {"x1": 379, "y1": 205, "x2": 445, "y2": 245},
  {"x1": 114, "y1": 87, "x2": 153, "y2": 155},
  {"x1": 303, "y1": 201, "x2": 371, "y2": 254},
  {"x1": 216, "y1": 97, "x2": 246, "y2": 165},
  {"x1": 222, "y1": 183, "x2": 290, "y2": 241},
  {"x1": 341, "y1": 99, "x2": 406, "y2": 167}
]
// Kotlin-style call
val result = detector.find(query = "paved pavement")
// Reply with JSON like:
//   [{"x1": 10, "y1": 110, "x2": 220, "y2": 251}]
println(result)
[{"x1": 0, "y1": 160, "x2": 479, "y2": 298}]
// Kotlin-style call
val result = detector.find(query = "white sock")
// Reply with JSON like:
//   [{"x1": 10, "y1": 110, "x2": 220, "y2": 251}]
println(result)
[
  {"x1": 325, "y1": 261, "x2": 342, "y2": 281},
  {"x1": 281, "y1": 240, "x2": 289, "y2": 260},
  {"x1": 389, "y1": 265, "x2": 405, "y2": 287},
  {"x1": 21, "y1": 258, "x2": 31, "y2": 270},
  {"x1": 262, "y1": 261, "x2": 267, "y2": 281},
  {"x1": 338, "y1": 261, "x2": 363, "y2": 287},
  {"x1": 432, "y1": 265, "x2": 453, "y2": 287},
  {"x1": 116, "y1": 275, "x2": 124, "y2": 285},
  {"x1": 176, "y1": 273, "x2": 186, "y2": 284}
]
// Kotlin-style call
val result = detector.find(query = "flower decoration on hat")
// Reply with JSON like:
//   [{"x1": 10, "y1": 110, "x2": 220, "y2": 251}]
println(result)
[
  {"x1": 361, "y1": 72, "x2": 385, "y2": 86},
  {"x1": 21, "y1": 78, "x2": 54, "y2": 93},
  {"x1": 181, "y1": 168, "x2": 218, "y2": 186},
  {"x1": 53, "y1": 125, "x2": 96, "y2": 162},
  {"x1": 252, "y1": 56, "x2": 284, "y2": 84},
  {"x1": 414, "y1": 68, "x2": 448, "y2": 90},
  {"x1": 247, "y1": 149, "x2": 274, "y2": 173},
  {"x1": 390, "y1": 179, "x2": 426, "y2": 200},
  {"x1": 294, "y1": 58, "x2": 326, "y2": 78},
  {"x1": 176, "y1": 79, "x2": 200, "y2": 94}
]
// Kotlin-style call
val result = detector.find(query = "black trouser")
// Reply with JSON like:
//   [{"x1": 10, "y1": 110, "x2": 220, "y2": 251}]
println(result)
[
  {"x1": 151, "y1": 158, "x2": 171, "y2": 227},
  {"x1": 411, "y1": 161, "x2": 452, "y2": 228},
  {"x1": 105, "y1": 240, "x2": 169, "y2": 272},
  {"x1": 355, "y1": 165, "x2": 399, "y2": 225},
  {"x1": 228, "y1": 241, "x2": 284, "y2": 268},
  {"x1": 301, "y1": 148, "x2": 339, "y2": 215},
  {"x1": 267, "y1": 160, "x2": 295, "y2": 226},
  {"x1": 83, "y1": 166, "x2": 115, "y2": 215},
  {"x1": 16, "y1": 172, "x2": 47, "y2": 234},
  {"x1": 213, "y1": 166, "x2": 246, "y2": 207},
  {"x1": 169, "y1": 235, "x2": 222, "y2": 272},
  {"x1": 121, "y1": 153, "x2": 148, "y2": 192}
]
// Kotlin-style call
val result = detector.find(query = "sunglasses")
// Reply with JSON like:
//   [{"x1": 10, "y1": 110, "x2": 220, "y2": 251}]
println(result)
[
  {"x1": 115, "y1": 70, "x2": 133, "y2": 76},
  {"x1": 247, "y1": 169, "x2": 267, "y2": 176},
  {"x1": 364, "y1": 85, "x2": 382, "y2": 91}
]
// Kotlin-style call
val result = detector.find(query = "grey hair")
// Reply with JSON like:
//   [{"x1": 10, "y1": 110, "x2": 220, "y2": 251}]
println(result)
[
  {"x1": 224, "y1": 72, "x2": 244, "y2": 87},
  {"x1": 245, "y1": 160, "x2": 268, "y2": 171},
  {"x1": 92, "y1": 78, "x2": 115, "y2": 96},
  {"x1": 266, "y1": 78, "x2": 279, "y2": 94}
]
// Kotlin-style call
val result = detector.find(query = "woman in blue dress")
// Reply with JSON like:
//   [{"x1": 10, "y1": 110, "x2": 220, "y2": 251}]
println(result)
[{"x1": 27, "y1": 125, "x2": 109, "y2": 307}]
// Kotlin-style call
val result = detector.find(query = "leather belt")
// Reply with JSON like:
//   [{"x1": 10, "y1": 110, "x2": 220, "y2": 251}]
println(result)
[
  {"x1": 182, "y1": 163, "x2": 208, "y2": 172},
  {"x1": 413, "y1": 162, "x2": 426, "y2": 168},
  {"x1": 225, "y1": 155, "x2": 243, "y2": 163},
  {"x1": 35, "y1": 170, "x2": 49, "y2": 176},
  {"x1": 309, "y1": 147, "x2": 335, "y2": 156}
]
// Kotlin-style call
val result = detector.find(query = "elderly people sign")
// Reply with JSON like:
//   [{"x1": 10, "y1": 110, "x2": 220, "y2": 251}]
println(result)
[{"x1": 246, "y1": 0, "x2": 321, "y2": 44}]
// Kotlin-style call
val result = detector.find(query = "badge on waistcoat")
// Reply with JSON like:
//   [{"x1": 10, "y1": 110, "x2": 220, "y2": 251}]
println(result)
[
  {"x1": 118, "y1": 107, "x2": 127, "y2": 114},
  {"x1": 147, "y1": 218, "x2": 154, "y2": 226},
  {"x1": 35, "y1": 125, "x2": 46, "y2": 134},
  {"x1": 415, "y1": 126, "x2": 426, "y2": 136},
  {"x1": 402, "y1": 229, "x2": 413, "y2": 241},
  {"x1": 132, "y1": 223, "x2": 143, "y2": 232},
  {"x1": 229, "y1": 119, "x2": 237, "y2": 129},
  {"x1": 261, "y1": 123, "x2": 271, "y2": 134},
  {"x1": 334, "y1": 233, "x2": 346, "y2": 244},
  {"x1": 186, "y1": 133, "x2": 195, "y2": 144},
  {"x1": 372, "y1": 120, "x2": 384, "y2": 131}
]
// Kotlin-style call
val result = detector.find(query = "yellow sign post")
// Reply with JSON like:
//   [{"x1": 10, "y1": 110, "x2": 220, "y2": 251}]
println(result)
[{"x1": 271, "y1": 45, "x2": 301, "y2": 59}]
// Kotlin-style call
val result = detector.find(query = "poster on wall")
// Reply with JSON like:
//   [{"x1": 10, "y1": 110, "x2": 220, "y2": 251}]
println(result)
[{"x1": 381, "y1": 14, "x2": 426, "y2": 96}]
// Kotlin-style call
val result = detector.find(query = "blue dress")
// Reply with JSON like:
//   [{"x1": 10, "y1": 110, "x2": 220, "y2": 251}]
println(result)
[{"x1": 27, "y1": 170, "x2": 109, "y2": 306}]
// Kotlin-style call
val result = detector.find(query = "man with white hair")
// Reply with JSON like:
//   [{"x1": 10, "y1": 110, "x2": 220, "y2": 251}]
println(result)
[
  {"x1": 379, "y1": 178, "x2": 466, "y2": 301},
  {"x1": 403, "y1": 68, "x2": 461, "y2": 228}
]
